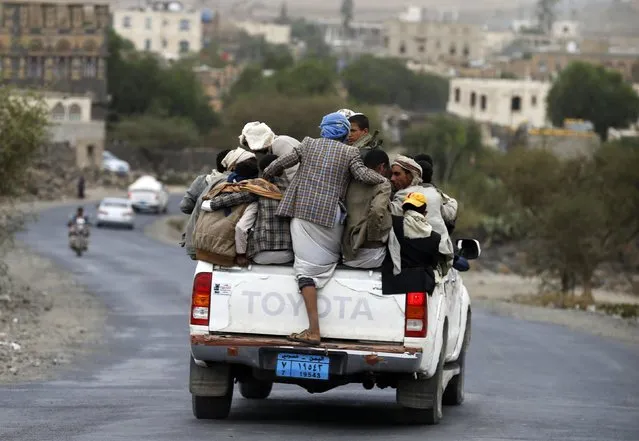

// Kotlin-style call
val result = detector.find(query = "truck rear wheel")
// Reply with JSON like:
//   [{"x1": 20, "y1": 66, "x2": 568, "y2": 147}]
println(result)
[
  {"x1": 190, "y1": 357, "x2": 234, "y2": 419},
  {"x1": 396, "y1": 327, "x2": 447, "y2": 425},
  {"x1": 443, "y1": 310, "x2": 471, "y2": 406},
  {"x1": 239, "y1": 379, "x2": 273, "y2": 399}
]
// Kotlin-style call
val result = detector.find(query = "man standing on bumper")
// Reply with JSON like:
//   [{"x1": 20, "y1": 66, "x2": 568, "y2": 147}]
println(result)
[{"x1": 262, "y1": 112, "x2": 388, "y2": 345}]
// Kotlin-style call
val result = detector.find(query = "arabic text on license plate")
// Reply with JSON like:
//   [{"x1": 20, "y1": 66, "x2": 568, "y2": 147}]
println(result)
[{"x1": 276, "y1": 353, "x2": 329, "y2": 380}]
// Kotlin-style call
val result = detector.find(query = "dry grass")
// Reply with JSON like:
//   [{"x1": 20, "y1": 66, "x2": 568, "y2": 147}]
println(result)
[{"x1": 511, "y1": 292, "x2": 639, "y2": 319}]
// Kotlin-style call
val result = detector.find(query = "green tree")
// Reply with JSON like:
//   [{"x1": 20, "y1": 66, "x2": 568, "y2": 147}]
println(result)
[
  {"x1": 342, "y1": 55, "x2": 449, "y2": 111},
  {"x1": 631, "y1": 60, "x2": 639, "y2": 83},
  {"x1": 495, "y1": 143, "x2": 639, "y2": 302},
  {"x1": 403, "y1": 115, "x2": 483, "y2": 185},
  {"x1": 0, "y1": 88, "x2": 49, "y2": 263},
  {"x1": 0, "y1": 89, "x2": 49, "y2": 199},
  {"x1": 224, "y1": 94, "x2": 345, "y2": 142},
  {"x1": 109, "y1": 115, "x2": 200, "y2": 173},
  {"x1": 273, "y1": 59, "x2": 338, "y2": 96},
  {"x1": 107, "y1": 30, "x2": 219, "y2": 134},
  {"x1": 546, "y1": 61, "x2": 639, "y2": 141}
]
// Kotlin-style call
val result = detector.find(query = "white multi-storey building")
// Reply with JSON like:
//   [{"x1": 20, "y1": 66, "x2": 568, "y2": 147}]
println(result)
[
  {"x1": 447, "y1": 78, "x2": 551, "y2": 128},
  {"x1": 113, "y1": 1, "x2": 201, "y2": 60}
]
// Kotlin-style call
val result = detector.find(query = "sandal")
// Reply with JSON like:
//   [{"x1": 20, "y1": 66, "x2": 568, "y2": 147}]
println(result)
[{"x1": 287, "y1": 329, "x2": 321, "y2": 346}]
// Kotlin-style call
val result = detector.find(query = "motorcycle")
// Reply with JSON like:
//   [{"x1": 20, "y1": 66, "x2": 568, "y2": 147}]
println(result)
[{"x1": 68, "y1": 218, "x2": 90, "y2": 257}]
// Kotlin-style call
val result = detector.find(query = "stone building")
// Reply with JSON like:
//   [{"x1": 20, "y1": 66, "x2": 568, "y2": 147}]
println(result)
[
  {"x1": 383, "y1": 18, "x2": 486, "y2": 65},
  {"x1": 112, "y1": 1, "x2": 202, "y2": 60},
  {"x1": 0, "y1": 1, "x2": 110, "y2": 118}
]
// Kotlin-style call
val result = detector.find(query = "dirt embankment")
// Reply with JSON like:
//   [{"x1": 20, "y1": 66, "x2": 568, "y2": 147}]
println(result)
[{"x1": 0, "y1": 188, "x2": 121, "y2": 384}]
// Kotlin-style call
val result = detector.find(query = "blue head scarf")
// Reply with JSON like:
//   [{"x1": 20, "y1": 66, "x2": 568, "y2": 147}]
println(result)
[{"x1": 319, "y1": 112, "x2": 350, "y2": 142}]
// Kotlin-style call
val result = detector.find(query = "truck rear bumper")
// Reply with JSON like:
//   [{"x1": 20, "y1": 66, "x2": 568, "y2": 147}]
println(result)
[{"x1": 191, "y1": 334, "x2": 423, "y2": 375}]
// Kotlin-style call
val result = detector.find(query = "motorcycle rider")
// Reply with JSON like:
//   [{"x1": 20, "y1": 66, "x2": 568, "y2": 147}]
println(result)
[{"x1": 68, "y1": 206, "x2": 90, "y2": 228}]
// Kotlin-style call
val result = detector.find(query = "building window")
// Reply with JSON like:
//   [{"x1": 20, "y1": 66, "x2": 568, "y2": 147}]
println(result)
[
  {"x1": 145, "y1": 39, "x2": 151, "y2": 51},
  {"x1": 83, "y1": 58, "x2": 96, "y2": 78},
  {"x1": 53, "y1": 57, "x2": 69, "y2": 79},
  {"x1": 145, "y1": 17, "x2": 152, "y2": 30},
  {"x1": 449, "y1": 44, "x2": 457, "y2": 56},
  {"x1": 68, "y1": 104, "x2": 82, "y2": 121},
  {"x1": 179, "y1": 40, "x2": 190, "y2": 53},
  {"x1": 418, "y1": 45, "x2": 425, "y2": 53},
  {"x1": 51, "y1": 102, "x2": 65, "y2": 120},
  {"x1": 162, "y1": 39, "x2": 168, "y2": 49},
  {"x1": 511, "y1": 96, "x2": 522, "y2": 112},
  {"x1": 123, "y1": 16, "x2": 131, "y2": 28},
  {"x1": 470, "y1": 92, "x2": 476, "y2": 107},
  {"x1": 180, "y1": 19, "x2": 190, "y2": 31},
  {"x1": 531, "y1": 95, "x2": 537, "y2": 106},
  {"x1": 463, "y1": 45, "x2": 470, "y2": 57},
  {"x1": 26, "y1": 57, "x2": 44, "y2": 79},
  {"x1": 454, "y1": 87, "x2": 460, "y2": 103},
  {"x1": 399, "y1": 42, "x2": 406, "y2": 54},
  {"x1": 480, "y1": 95, "x2": 487, "y2": 111}
]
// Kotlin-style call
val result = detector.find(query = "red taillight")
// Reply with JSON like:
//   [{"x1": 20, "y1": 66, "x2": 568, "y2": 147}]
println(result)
[
  {"x1": 127, "y1": 192, "x2": 132, "y2": 199},
  {"x1": 191, "y1": 272, "x2": 212, "y2": 327},
  {"x1": 405, "y1": 292, "x2": 427, "y2": 338}
]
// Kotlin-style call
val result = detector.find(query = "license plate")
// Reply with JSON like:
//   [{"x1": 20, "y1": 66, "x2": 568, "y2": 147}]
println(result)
[{"x1": 276, "y1": 353, "x2": 329, "y2": 380}]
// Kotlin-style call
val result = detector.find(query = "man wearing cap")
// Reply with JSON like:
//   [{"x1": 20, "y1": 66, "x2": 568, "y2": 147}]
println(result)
[
  {"x1": 239, "y1": 121, "x2": 301, "y2": 185},
  {"x1": 390, "y1": 155, "x2": 454, "y2": 273},
  {"x1": 382, "y1": 192, "x2": 446, "y2": 295}
]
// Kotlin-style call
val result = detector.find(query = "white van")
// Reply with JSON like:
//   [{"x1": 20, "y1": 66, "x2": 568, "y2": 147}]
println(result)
[{"x1": 127, "y1": 175, "x2": 169, "y2": 214}]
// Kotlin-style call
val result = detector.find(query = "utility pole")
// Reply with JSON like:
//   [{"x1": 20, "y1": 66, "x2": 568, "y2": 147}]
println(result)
[{"x1": 536, "y1": 0, "x2": 560, "y2": 34}]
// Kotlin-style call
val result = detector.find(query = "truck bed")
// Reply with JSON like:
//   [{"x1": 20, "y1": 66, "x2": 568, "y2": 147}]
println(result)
[{"x1": 197, "y1": 261, "x2": 407, "y2": 343}]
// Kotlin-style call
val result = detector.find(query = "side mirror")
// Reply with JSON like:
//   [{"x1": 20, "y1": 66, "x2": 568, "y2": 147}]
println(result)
[{"x1": 456, "y1": 239, "x2": 481, "y2": 260}]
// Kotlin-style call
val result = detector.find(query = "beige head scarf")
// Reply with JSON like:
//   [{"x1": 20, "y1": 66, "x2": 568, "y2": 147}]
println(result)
[
  {"x1": 221, "y1": 147, "x2": 256, "y2": 171},
  {"x1": 239, "y1": 121, "x2": 276, "y2": 151},
  {"x1": 392, "y1": 155, "x2": 423, "y2": 186}
]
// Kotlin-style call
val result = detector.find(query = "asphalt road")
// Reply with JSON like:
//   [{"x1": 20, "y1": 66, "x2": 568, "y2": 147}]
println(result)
[{"x1": 1, "y1": 195, "x2": 638, "y2": 441}]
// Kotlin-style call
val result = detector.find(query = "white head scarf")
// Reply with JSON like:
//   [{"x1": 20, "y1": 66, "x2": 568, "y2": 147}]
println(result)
[
  {"x1": 221, "y1": 147, "x2": 256, "y2": 171},
  {"x1": 239, "y1": 121, "x2": 276, "y2": 151},
  {"x1": 336, "y1": 108, "x2": 356, "y2": 118},
  {"x1": 392, "y1": 155, "x2": 423, "y2": 186}
]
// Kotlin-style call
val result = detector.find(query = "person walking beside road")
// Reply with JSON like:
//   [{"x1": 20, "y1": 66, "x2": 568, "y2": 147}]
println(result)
[
  {"x1": 77, "y1": 175, "x2": 85, "y2": 199},
  {"x1": 262, "y1": 111, "x2": 388, "y2": 345}
]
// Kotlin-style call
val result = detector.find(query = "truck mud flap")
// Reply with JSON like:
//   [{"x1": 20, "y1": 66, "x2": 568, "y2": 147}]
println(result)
[{"x1": 189, "y1": 358, "x2": 231, "y2": 397}]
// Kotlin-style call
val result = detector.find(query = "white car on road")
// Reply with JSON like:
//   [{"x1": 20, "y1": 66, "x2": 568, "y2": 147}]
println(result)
[
  {"x1": 96, "y1": 198, "x2": 135, "y2": 229},
  {"x1": 128, "y1": 175, "x2": 169, "y2": 214},
  {"x1": 102, "y1": 151, "x2": 130, "y2": 175},
  {"x1": 188, "y1": 239, "x2": 481, "y2": 425}
]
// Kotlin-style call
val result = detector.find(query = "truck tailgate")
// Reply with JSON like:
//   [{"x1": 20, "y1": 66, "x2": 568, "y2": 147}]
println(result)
[{"x1": 203, "y1": 263, "x2": 406, "y2": 343}]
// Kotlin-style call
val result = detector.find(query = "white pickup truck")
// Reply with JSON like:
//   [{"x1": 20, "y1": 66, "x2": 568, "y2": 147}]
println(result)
[{"x1": 188, "y1": 239, "x2": 480, "y2": 425}]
